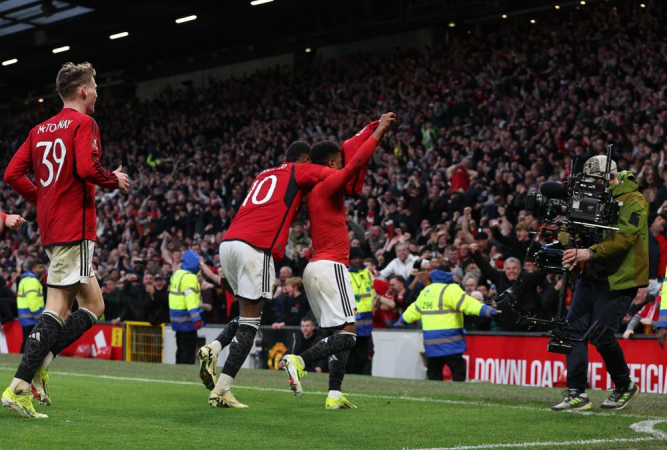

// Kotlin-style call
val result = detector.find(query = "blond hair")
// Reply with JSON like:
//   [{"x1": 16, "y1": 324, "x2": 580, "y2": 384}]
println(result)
[
  {"x1": 285, "y1": 277, "x2": 304, "y2": 292},
  {"x1": 56, "y1": 62, "x2": 96, "y2": 100}
]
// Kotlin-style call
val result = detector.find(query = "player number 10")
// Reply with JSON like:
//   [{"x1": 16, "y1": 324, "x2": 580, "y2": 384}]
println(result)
[
  {"x1": 37, "y1": 138, "x2": 67, "y2": 187},
  {"x1": 243, "y1": 175, "x2": 277, "y2": 207}
]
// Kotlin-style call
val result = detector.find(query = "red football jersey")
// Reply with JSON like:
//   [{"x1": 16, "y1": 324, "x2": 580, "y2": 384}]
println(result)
[
  {"x1": 223, "y1": 163, "x2": 334, "y2": 260},
  {"x1": 4, "y1": 108, "x2": 118, "y2": 247},
  {"x1": 342, "y1": 121, "x2": 379, "y2": 197},
  {"x1": 308, "y1": 136, "x2": 379, "y2": 265}
]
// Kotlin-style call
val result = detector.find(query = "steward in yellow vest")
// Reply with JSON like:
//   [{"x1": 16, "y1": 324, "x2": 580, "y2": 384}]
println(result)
[
  {"x1": 396, "y1": 270, "x2": 499, "y2": 381},
  {"x1": 17, "y1": 260, "x2": 45, "y2": 353},
  {"x1": 169, "y1": 250, "x2": 203, "y2": 364},
  {"x1": 347, "y1": 248, "x2": 374, "y2": 375}
]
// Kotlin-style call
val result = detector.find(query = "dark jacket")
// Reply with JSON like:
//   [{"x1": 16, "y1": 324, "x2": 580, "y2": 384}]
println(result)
[{"x1": 471, "y1": 251, "x2": 546, "y2": 331}]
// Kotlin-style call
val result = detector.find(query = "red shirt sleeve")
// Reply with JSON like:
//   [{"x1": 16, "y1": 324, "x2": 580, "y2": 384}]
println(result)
[
  {"x1": 316, "y1": 136, "x2": 380, "y2": 198},
  {"x1": 342, "y1": 121, "x2": 379, "y2": 197},
  {"x1": 4, "y1": 135, "x2": 38, "y2": 204},
  {"x1": 74, "y1": 117, "x2": 118, "y2": 189},
  {"x1": 293, "y1": 164, "x2": 335, "y2": 188}
]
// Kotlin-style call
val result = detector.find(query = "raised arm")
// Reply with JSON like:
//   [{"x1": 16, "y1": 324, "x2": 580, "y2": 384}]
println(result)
[{"x1": 317, "y1": 113, "x2": 396, "y2": 198}]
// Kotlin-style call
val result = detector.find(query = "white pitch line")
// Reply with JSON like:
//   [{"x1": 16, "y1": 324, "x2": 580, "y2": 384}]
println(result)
[
  {"x1": 0, "y1": 366, "x2": 659, "y2": 421},
  {"x1": 404, "y1": 420, "x2": 667, "y2": 450},
  {"x1": 404, "y1": 436, "x2": 657, "y2": 450}
]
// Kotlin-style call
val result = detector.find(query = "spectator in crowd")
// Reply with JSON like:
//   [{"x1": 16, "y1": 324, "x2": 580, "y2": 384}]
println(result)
[
  {"x1": 470, "y1": 243, "x2": 545, "y2": 331},
  {"x1": 272, "y1": 277, "x2": 310, "y2": 330},
  {"x1": 648, "y1": 213, "x2": 667, "y2": 279},
  {"x1": 379, "y1": 243, "x2": 418, "y2": 280},
  {"x1": 289, "y1": 317, "x2": 327, "y2": 373},
  {"x1": 623, "y1": 288, "x2": 660, "y2": 339},
  {"x1": 145, "y1": 273, "x2": 170, "y2": 324}
]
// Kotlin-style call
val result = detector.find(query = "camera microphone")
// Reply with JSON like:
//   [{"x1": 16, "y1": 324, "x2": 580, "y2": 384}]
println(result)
[{"x1": 539, "y1": 181, "x2": 568, "y2": 199}]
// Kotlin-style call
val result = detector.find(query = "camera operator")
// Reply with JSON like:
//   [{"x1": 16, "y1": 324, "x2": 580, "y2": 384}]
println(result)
[{"x1": 553, "y1": 156, "x2": 647, "y2": 412}]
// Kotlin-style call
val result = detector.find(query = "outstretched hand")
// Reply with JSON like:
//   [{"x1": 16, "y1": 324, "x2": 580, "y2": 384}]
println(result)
[{"x1": 113, "y1": 165, "x2": 130, "y2": 193}]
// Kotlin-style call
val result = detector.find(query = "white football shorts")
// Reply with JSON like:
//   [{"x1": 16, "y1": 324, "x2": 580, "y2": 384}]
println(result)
[
  {"x1": 45, "y1": 240, "x2": 95, "y2": 287},
  {"x1": 303, "y1": 260, "x2": 356, "y2": 329},
  {"x1": 219, "y1": 240, "x2": 275, "y2": 300}
]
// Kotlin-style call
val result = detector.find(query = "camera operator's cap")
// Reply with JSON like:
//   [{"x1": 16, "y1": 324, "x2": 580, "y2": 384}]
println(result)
[{"x1": 583, "y1": 155, "x2": 617, "y2": 175}]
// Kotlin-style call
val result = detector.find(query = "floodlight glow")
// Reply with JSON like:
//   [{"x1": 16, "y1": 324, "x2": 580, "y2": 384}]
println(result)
[
  {"x1": 52, "y1": 46, "x2": 70, "y2": 53},
  {"x1": 110, "y1": 32, "x2": 129, "y2": 40},
  {"x1": 176, "y1": 15, "x2": 197, "y2": 24}
]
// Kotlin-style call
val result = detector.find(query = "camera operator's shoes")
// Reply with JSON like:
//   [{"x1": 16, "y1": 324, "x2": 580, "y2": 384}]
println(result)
[
  {"x1": 600, "y1": 382, "x2": 639, "y2": 410},
  {"x1": 551, "y1": 389, "x2": 592, "y2": 411}
]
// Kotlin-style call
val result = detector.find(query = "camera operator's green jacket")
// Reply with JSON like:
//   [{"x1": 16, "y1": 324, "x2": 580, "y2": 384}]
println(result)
[{"x1": 588, "y1": 170, "x2": 649, "y2": 290}]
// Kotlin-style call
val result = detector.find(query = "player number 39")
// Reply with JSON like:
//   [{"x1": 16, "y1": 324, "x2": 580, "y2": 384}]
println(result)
[
  {"x1": 37, "y1": 138, "x2": 67, "y2": 187},
  {"x1": 243, "y1": 175, "x2": 278, "y2": 207}
]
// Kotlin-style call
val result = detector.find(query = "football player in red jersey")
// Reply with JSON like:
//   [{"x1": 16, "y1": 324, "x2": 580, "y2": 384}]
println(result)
[
  {"x1": 280, "y1": 112, "x2": 396, "y2": 409},
  {"x1": 198, "y1": 141, "x2": 335, "y2": 408},
  {"x1": 2, "y1": 62, "x2": 129, "y2": 418}
]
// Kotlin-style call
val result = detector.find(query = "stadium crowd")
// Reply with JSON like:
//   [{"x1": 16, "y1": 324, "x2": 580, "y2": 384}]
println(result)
[{"x1": 0, "y1": 2, "x2": 666, "y2": 336}]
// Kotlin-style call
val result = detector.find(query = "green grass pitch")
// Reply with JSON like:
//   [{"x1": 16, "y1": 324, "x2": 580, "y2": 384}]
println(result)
[{"x1": 1, "y1": 354, "x2": 666, "y2": 449}]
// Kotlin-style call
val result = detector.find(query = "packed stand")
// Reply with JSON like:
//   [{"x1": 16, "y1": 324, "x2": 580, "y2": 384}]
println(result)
[{"x1": 0, "y1": 2, "x2": 666, "y2": 335}]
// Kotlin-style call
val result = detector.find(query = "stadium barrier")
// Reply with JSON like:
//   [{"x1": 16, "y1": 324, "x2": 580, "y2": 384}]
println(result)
[{"x1": 3, "y1": 321, "x2": 665, "y2": 393}]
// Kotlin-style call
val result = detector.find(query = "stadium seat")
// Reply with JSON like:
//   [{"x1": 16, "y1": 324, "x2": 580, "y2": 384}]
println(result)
[{"x1": 73, "y1": 344, "x2": 92, "y2": 358}]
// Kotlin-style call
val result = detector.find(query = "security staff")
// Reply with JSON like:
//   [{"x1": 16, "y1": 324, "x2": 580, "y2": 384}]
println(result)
[
  {"x1": 347, "y1": 248, "x2": 374, "y2": 375},
  {"x1": 169, "y1": 250, "x2": 203, "y2": 364},
  {"x1": 396, "y1": 270, "x2": 499, "y2": 381},
  {"x1": 17, "y1": 259, "x2": 45, "y2": 353},
  {"x1": 554, "y1": 156, "x2": 648, "y2": 411}
]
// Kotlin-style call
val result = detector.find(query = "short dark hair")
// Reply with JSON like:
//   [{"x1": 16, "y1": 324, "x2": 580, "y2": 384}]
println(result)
[
  {"x1": 28, "y1": 259, "x2": 43, "y2": 270},
  {"x1": 285, "y1": 141, "x2": 311, "y2": 163},
  {"x1": 389, "y1": 275, "x2": 406, "y2": 286},
  {"x1": 310, "y1": 141, "x2": 340, "y2": 166}
]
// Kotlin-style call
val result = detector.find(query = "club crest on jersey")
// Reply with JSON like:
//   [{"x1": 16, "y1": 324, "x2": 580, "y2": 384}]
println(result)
[{"x1": 91, "y1": 136, "x2": 99, "y2": 150}]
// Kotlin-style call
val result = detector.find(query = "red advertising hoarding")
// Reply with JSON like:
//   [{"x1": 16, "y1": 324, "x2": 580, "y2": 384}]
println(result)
[
  {"x1": 1, "y1": 321, "x2": 123, "y2": 360},
  {"x1": 464, "y1": 335, "x2": 667, "y2": 394}
]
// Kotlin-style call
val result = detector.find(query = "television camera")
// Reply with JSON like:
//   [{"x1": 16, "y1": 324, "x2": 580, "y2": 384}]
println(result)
[{"x1": 497, "y1": 145, "x2": 620, "y2": 354}]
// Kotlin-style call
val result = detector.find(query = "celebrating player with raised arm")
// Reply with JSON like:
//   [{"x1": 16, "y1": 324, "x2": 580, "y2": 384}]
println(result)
[
  {"x1": 2, "y1": 62, "x2": 129, "y2": 419},
  {"x1": 280, "y1": 112, "x2": 396, "y2": 409},
  {"x1": 197, "y1": 141, "x2": 334, "y2": 409}
]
